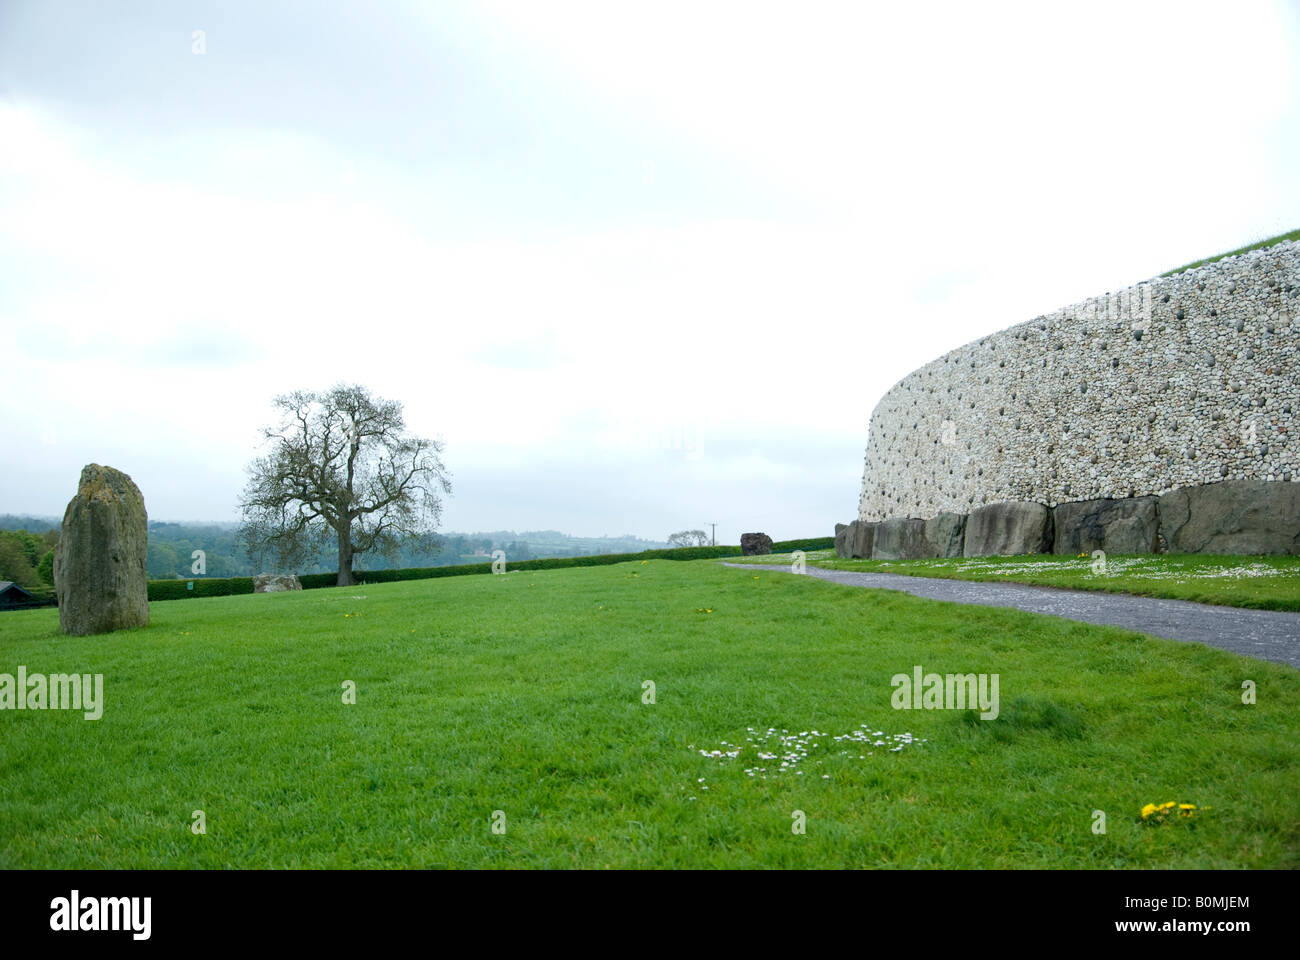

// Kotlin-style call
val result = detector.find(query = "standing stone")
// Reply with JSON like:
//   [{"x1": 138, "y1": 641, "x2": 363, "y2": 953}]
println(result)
[
  {"x1": 740, "y1": 532, "x2": 774, "y2": 556},
  {"x1": 963, "y1": 501, "x2": 1053, "y2": 557},
  {"x1": 53, "y1": 464, "x2": 149, "y2": 636}
]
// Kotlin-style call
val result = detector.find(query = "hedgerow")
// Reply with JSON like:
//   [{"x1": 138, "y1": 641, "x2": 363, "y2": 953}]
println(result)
[{"x1": 146, "y1": 543, "x2": 769, "y2": 600}]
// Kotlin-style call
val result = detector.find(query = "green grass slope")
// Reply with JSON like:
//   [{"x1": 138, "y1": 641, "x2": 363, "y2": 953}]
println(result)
[
  {"x1": 1160, "y1": 227, "x2": 1300, "y2": 276},
  {"x1": 1, "y1": 559, "x2": 1296, "y2": 868}
]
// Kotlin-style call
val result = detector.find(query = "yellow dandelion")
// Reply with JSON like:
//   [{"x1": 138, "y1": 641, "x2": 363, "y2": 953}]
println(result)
[{"x1": 1141, "y1": 803, "x2": 1157, "y2": 819}]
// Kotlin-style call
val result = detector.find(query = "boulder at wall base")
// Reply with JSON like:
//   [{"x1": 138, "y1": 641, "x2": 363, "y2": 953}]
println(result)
[
  {"x1": 963, "y1": 501, "x2": 1053, "y2": 557},
  {"x1": 872, "y1": 518, "x2": 928, "y2": 559},
  {"x1": 871, "y1": 513, "x2": 966, "y2": 559},
  {"x1": 740, "y1": 532, "x2": 774, "y2": 556},
  {"x1": 923, "y1": 512, "x2": 967, "y2": 558},
  {"x1": 1053, "y1": 497, "x2": 1159, "y2": 555},
  {"x1": 253, "y1": 573, "x2": 303, "y2": 593},
  {"x1": 850, "y1": 521, "x2": 877, "y2": 559},
  {"x1": 53, "y1": 463, "x2": 150, "y2": 636},
  {"x1": 833, "y1": 523, "x2": 852, "y2": 558},
  {"x1": 1158, "y1": 480, "x2": 1300, "y2": 555}
]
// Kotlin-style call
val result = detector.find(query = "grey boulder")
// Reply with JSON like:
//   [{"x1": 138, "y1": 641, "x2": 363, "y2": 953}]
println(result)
[
  {"x1": 740, "y1": 532, "x2": 774, "y2": 556},
  {"x1": 923, "y1": 512, "x2": 967, "y2": 558},
  {"x1": 872, "y1": 518, "x2": 928, "y2": 559},
  {"x1": 872, "y1": 512, "x2": 966, "y2": 559},
  {"x1": 253, "y1": 573, "x2": 303, "y2": 593},
  {"x1": 834, "y1": 523, "x2": 852, "y2": 558},
  {"x1": 1053, "y1": 497, "x2": 1159, "y2": 555},
  {"x1": 850, "y1": 521, "x2": 877, "y2": 559},
  {"x1": 1159, "y1": 480, "x2": 1300, "y2": 554},
  {"x1": 963, "y1": 501, "x2": 1053, "y2": 556}
]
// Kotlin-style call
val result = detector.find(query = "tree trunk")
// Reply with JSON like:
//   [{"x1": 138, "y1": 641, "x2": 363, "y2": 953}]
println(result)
[{"x1": 336, "y1": 525, "x2": 355, "y2": 587}]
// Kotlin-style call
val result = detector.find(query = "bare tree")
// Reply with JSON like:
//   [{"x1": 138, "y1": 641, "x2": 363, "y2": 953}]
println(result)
[
  {"x1": 667, "y1": 529, "x2": 710, "y2": 548},
  {"x1": 239, "y1": 384, "x2": 451, "y2": 586}
]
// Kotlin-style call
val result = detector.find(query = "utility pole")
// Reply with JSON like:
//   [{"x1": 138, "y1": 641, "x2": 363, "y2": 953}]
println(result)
[{"x1": 709, "y1": 522, "x2": 716, "y2": 546}]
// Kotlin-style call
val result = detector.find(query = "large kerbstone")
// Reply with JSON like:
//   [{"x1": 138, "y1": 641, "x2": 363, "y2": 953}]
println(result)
[
  {"x1": 872, "y1": 518, "x2": 928, "y2": 559},
  {"x1": 850, "y1": 521, "x2": 876, "y2": 559},
  {"x1": 963, "y1": 501, "x2": 1053, "y2": 557},
  {"x1": 923, "y1": 512, "x2": 967, "y2": 558},
  {"x1": 872, "y1": 512, "x2": 967, "y2": 559},
  {"x1": 1053, "y1": 497, "x2": 1159, "y2": 555},
  {"x1": 1158, "y1": 481, "x2": 1300, "y2": 555},
  {"x1": 833, "y1": 523, "x2": 852, "y2": 558},
  {"x1": 53, "y1": 464, "x2": 149, "y2": 636},
  {"x1": 740, "y1": 532, "x2": 774, "y2": 556}
]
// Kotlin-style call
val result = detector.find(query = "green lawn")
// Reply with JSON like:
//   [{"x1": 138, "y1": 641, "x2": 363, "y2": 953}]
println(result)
[
  {"x1": 758, "y1": 551, "x2": 1300, "y2": 611},
  {"x1": 1159, "y1": 227, "x2": 1300, "y2": 276},
  {"x1": 1, "y1": 559, "x2": 1296, "y2": 868}
]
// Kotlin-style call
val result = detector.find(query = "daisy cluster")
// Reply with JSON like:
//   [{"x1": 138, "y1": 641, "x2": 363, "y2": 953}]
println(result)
[{"x1": 685, "y1": 725, "x2": 927, "y2": 797}]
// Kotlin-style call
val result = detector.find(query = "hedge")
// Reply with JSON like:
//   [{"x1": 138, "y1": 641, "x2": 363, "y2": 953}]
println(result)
[
  {"x1": 142, "y1": 539, "x2": 831, "y2": 602},
  {"x1": 770, "y1": 537, "x2": 834, "y2": 552},
  {"x1": 148, "y1": 577, "x2": 255, "y2": 601}
]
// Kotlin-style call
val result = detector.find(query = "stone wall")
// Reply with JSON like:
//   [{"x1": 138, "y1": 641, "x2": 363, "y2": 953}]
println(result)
[
  {"x1": 857, "y1": 241, "x2": 1300, "y2": 524},
  {"x1": 837, "y1": 480, "x2": 1300, "y2": 558}
]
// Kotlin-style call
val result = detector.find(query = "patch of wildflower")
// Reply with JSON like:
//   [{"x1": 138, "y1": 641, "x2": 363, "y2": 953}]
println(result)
[
  {"x1": 687, "y1": 725, "x2": 928, "y2": 793},
  {"x1": 1141, "y1": 801, "x2": 1205, "y2": 823}
]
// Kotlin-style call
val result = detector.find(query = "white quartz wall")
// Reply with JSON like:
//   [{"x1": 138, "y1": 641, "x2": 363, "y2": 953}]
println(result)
[{"x1": 858, "y1": 241, "x2": 1300, "y2": 522}]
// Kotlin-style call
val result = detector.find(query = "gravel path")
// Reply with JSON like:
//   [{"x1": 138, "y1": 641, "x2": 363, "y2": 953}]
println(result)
[{"x1": 721, "y1": 563, "x2": 1300, "y2": 668}]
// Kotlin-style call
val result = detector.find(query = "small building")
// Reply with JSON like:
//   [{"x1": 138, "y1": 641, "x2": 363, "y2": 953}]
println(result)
[{"x1": 0, "y1": 581, "x2": 36, "y2": 607}]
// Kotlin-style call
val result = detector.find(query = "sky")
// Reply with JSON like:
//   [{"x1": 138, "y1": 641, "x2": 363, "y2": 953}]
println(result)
[{"x1": 3, "y1": 0, "x2": 1299, "y2": 543}]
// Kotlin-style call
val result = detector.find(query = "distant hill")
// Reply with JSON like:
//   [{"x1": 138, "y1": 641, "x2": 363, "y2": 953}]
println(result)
[{"x1": 0, "y1": 515, "x2": 671, "y2": 579}]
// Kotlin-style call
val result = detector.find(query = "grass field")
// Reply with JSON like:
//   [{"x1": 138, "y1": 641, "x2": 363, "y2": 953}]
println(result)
[
  {"x1": 736, "y1": 550, "x2": 1300, "y2": 611},
  {"x1": 2, "y1": 559, "x2": 1297, "y2": 868},
  {"x1": 1159, "y1": 227, "x2": 1300, "y2": 276}
]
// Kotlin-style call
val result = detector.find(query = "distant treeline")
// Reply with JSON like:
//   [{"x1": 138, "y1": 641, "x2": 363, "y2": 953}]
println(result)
[
  {"x1": 146, "y1": 537, "x2": 836, "y2": 601},
  {"x1": 0, "y1": 526, "x2": 58, "y2": 599},
  {"x1": 0, "y1": 515, "x2": 672, "y2": 581}
]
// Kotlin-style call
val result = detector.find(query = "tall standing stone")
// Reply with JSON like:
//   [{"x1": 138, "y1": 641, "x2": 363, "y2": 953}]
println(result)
[{"x1": 53, "y1": 464, "x2": 150, "y2": 635}]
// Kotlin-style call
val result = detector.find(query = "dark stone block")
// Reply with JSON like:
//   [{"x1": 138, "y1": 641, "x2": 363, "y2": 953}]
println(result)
[
  {"x1": 834, "y1": 523, "x2": 852, "y2": 558},
  {"x1": 1053, "y1": 497, "x2": 1159, "y2": 555},
  {"x1": 872, "y1": 518, "x2": 928, "y2": 559},
  {"x1": 850, "y1": 521, "x2": 877, "y2": 559},
  {"x1": 1158, "y1": 481, "x2": 1300, "y2": 555},
  {"x1": 963, "y1": 501, "x2": 1053, "y2": 556},
  {"x1": 923, "y1": 512, "x2": 967, "y2": 558}
]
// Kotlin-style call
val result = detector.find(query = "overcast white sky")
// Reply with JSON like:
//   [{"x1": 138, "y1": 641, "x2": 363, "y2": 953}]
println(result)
[{"x1": 3, "y1": 1, "x2": 1298, "y2": 542}]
